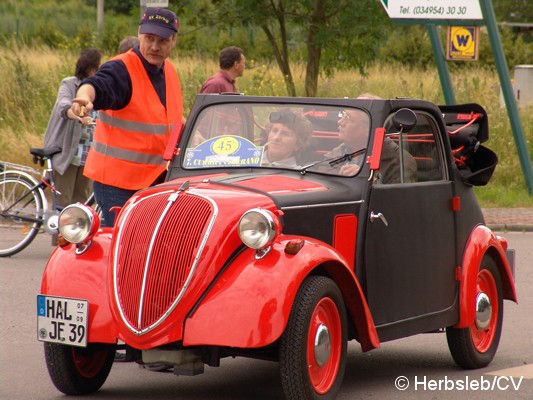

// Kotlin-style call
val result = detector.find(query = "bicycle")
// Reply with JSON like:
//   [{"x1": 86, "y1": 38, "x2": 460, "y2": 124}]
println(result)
[{"x1": 0, "y1": 147, "x2": 97, "y2": 257}]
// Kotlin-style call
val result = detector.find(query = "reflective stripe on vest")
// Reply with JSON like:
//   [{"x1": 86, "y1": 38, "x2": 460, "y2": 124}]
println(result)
[
  {"x1": 98, "y1": 112, "x2": 172, "y2": 135},
  {"x1": 84, "y1": 51, "x2": 183, "y2": 190},
  {"x1": 92, "y1": 142, "x2": 167, "y2": 166}
]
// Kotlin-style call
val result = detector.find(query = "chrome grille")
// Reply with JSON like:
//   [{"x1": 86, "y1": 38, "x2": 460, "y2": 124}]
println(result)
[{"x1": 114, "y1": 190, "x2": 214, "y2": 334}]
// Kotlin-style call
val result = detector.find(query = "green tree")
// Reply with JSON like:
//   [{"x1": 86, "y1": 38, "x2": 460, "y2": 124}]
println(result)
[
  {"x1": 205, "y1": 0, "x2": 388, "y2": 97},
  {"x1": 493, "y1": 0, "x2": 533, "y2": 23}
]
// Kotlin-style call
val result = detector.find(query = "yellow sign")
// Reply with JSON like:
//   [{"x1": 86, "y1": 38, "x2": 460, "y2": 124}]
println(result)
[
  {"x1": 447, "y1": 26, "x2": 479, "y2": 61},
  {"x1": 212, "y1": 137, "x2": 240, "y2": 155}
]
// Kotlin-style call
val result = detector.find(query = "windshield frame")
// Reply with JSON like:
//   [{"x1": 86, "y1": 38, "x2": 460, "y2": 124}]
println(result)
[{"x1": 180, "y1": 102, "x2": 371, "y2": 177}]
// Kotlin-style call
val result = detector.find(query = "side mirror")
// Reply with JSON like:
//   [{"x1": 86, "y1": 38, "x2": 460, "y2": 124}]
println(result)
[{"x1": 392, "y1": 108, "x2": 417, "y2": 133}]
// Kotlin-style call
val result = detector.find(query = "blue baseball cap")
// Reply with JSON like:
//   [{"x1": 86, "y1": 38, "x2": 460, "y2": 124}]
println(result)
[{"x1": 139, "y1": 8, "x2": 179, "y2": 39}]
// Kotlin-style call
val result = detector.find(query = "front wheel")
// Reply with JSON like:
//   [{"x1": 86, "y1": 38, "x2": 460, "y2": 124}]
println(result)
[
  {"x1": 0, "y1": 172, "x2": 44, "y2": 257},
  {"x1": 44, "y1": 342, "x2": 115, "y2": 395},
  {"x1": 446, "y1": 256, "x2": 503, "y2": 369},
  {"x1": 280, "y1": 276, "x2": 347, "y2": 400}
]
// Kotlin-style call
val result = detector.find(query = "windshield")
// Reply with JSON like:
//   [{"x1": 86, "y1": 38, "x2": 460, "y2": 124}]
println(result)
[{"x1": 182, "y1": 103, "x2": 370, "y2": 176}]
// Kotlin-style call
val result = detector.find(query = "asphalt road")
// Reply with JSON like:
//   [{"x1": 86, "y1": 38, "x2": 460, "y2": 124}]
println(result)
[{"x1": 1, "y1": 231, "x2": 532, "y2": 400}]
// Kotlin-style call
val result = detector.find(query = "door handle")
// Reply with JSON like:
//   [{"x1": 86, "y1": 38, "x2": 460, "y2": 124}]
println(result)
[{"x1": 370, "y1": 211, "x2": 388, "y2": 226}]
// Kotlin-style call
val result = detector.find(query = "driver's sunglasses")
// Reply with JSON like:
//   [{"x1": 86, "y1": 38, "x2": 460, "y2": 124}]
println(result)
[{"x1": 338, "y1": 110, "x2": 351, "y2": 120}]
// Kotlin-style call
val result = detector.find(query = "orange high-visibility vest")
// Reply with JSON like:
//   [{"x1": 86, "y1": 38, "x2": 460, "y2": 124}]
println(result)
[{"x1": 84, "y1": 51, "x2": 183, "y2": 190}]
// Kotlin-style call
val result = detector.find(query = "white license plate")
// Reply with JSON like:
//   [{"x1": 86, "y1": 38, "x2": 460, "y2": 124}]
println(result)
[{"x1": 37, "y1": 295, "x2": 88, "y2": 347}]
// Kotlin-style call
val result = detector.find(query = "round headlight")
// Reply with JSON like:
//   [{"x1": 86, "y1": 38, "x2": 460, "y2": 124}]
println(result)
[
  {"x1": 238, "y1": 208, "x2": 280, "y2": 250},
  {"x1": 58, "y1": 204, "x2": 99, "y2": 244}
]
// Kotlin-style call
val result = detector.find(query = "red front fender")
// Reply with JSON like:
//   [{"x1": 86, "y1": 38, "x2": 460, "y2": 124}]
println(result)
[
  {"x1": 40, "y1": 233, "x2": 117, "y2": 344},
  {"x1": 455, "y1": 225, "x2": 517, "y2": 328},
  {"x1": 183, "y1": 236, "x2": 379, "y2": 351}
]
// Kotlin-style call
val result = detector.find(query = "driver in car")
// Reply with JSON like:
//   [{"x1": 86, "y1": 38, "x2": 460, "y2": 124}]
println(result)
[
  {"x1": 327, "y1": 108, "x2": 417, "y2": 183},
  {"x1": 325, "y1": 109, "x2": 369, "y2": 176}
]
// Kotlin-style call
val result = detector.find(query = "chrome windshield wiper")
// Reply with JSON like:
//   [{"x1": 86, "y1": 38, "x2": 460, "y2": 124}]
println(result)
[{"x1": 299, "y1": 148, "x2": 366, "y2": 175}]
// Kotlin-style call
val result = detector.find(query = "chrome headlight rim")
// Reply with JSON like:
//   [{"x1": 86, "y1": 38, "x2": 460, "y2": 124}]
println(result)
[
  {"x1": 58, "y1": 203, "x2": 99, "y2": 244},
  {"x1": 238, "y1": 208, "x2": 281, "y2": 250}
]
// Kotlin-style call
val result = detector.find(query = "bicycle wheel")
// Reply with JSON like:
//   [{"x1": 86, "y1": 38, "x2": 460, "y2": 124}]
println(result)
[{"x1": 0, "y1": 172, "x2": 44, "y2": 256}]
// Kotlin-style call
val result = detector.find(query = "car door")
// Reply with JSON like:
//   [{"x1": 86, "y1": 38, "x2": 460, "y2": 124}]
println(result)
[{"x1": 364, "y1": 111, "x2": 457, "y2": 332}]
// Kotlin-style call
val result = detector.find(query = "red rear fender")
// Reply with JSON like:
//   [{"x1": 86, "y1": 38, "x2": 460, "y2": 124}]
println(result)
[{"x1": 456, "y1": 225, "x2": 517, "y2": 328}]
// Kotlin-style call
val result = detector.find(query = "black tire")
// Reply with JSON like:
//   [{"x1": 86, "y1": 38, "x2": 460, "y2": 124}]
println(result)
[
  {"x1": 44, "y1": 342, "x2": 115, "y2": 395},
  {"x1": 280, "y1": 276, "x2": 347, "y2": 400},
  {"x1": 446, "y1": 256, "x2": 503, "y2": 369},
  {"x1": 0, "y1": 172, "x2": 44, "y2": 257}
]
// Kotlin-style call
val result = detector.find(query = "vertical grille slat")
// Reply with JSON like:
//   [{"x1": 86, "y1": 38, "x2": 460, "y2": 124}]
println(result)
[
  {"x1": 116, "y1": 195, "x2": 167, "y2": 327},
  {"x1": 114, "y1": 191, "x2": 214, "y2": 333}
]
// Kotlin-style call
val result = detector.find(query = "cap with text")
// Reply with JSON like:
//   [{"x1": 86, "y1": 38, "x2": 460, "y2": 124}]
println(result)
[{"x1": 139, "y1": 8, "x2": 179, "y2": 39}]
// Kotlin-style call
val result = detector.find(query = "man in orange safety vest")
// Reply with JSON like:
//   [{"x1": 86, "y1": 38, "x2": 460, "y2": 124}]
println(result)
[{"x1": 70, "y1": 8, "x2": 184, "y2": 227}]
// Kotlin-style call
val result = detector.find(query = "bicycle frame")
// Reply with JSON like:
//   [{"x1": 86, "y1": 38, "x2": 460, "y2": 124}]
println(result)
[
  {"x1": 0, "y1": 156, "x2": 55, "y2": 217},
  {"x1": 0, "y1": 172, "x2": 48, "y2": 224},
  {"x1": 0, "y1": 148, "x2": 97, "y2": 257},
  {"x1": 0, "y1": 150, "x2": 69, "y2": 230}
]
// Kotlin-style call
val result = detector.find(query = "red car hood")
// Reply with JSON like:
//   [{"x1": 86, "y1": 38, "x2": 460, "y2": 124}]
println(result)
[{"x1": 109, "y1": 174, "x2": 299, "y2": 347}]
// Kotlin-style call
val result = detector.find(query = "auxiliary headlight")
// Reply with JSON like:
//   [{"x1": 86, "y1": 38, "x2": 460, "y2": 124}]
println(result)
[
  {"x1": 58, "y1": 203, "x2": 100, "y2": 244},
  {"x1": 238, "y1": 208, "x2": 281, "y2": 250}
]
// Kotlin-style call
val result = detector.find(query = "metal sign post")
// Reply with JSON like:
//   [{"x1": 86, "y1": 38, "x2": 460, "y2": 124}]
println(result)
[
  {"x1": 427, "y1": 25, "x2": 455, "y2": 105},
  {"x1": 380, "y1": 0, "x2": 533, "y2": 194},
  {"x1": 97, "y1": 0, "x2": 104, "y2": 31},
  {"x1": 479, "y1": 1, "x2": 533, "y2": 193}
]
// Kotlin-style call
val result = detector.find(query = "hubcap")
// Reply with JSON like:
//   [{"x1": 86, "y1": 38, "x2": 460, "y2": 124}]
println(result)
[
  {"x1": 470, "y1": 269, "x2": 499, "y2": 353},
  {"x1": 307, "y1": 297, "x2": 342, "y2": 394},
  {"x1": 314, "y1": 323, "x2": 331, "y2": 367},
  {"x1": 475, "y1": 292, "x2": 492, "y2": 330}
]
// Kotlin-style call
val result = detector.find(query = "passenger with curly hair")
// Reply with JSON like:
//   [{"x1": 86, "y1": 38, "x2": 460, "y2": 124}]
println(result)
[{"x1": 262, "y1": 110, "x2": 313, "y2": 167}]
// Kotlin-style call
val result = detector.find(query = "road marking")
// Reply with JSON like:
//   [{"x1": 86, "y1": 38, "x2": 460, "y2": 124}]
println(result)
[{"x1": 486, "y1": 364, "x2": 533, "y2": 379}]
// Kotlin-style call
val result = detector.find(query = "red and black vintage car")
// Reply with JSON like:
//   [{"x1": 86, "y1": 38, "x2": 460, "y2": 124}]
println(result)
[{"x1": 38, "y1": 95, "x2": 516, "y2": 399}]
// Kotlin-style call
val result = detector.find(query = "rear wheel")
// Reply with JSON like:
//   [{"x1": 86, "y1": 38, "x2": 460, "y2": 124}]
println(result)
[
  {"x1": 0, "y1": 172, "x2": 44, "y2": 256},
  {"x1": 280, "y1": 276, "x2": 347, "y2": 400},
  {"x1": 446, "y1": 256, "x2": 503, "y2": 369},
  {"x1": 44, "y1": 342, "x2": 115, "y2": 395}
]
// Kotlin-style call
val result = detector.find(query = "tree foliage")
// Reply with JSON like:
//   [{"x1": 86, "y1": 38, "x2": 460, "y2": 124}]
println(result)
[
  {"x1": 201, "y1": 0, "x2": 389, "y2": 96},
  {"x1": 493, "y1": 0, "x2": 533, "y2": 23},
  {"x1": 2, "y1": 0, "x2": 533, "y2": 96}
]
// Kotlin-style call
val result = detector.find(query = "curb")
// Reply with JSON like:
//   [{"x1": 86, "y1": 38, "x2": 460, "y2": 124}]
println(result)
[{"x1": 486, "y1": 224, "x2": 533, "y2": 233}]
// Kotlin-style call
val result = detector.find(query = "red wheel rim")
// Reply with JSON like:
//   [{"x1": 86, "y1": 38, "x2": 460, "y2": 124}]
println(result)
[
  {"x1": 470, "y1": 269, "x2": 498, "y2": 353},
  {"x1": 307, "y1": 297, "x2": 342, "y2": 394},
  {"x1": 71, "y1": 347, "x2": 109, "y2": 378}
]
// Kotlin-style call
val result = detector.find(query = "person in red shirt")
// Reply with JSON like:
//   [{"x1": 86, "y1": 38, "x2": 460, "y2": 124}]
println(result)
[
  {"x1": 194, "y1": 47, "x2": 247, "y2": 145},
  {"x1": 200, "y1": 46, "x2": 246, "y2": 93}
]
